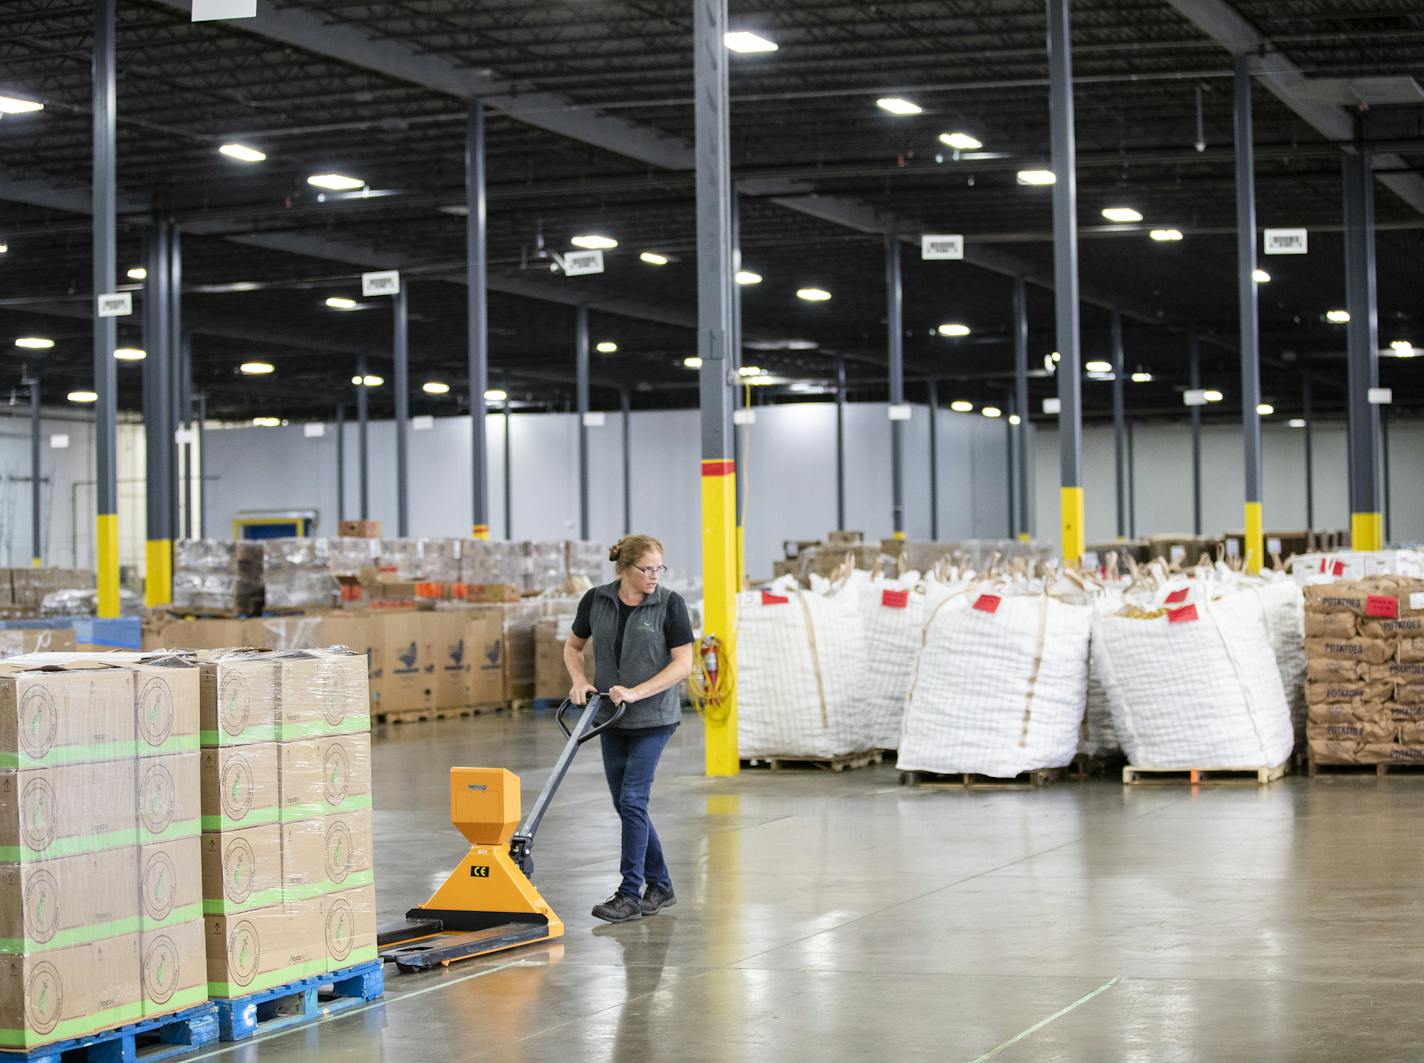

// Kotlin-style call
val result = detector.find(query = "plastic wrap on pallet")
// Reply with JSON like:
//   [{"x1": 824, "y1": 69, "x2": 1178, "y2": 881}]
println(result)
[
  {"x1": 173, "y1": 540, "x2": 263, "y2": 615},
  {"x1": 40, "y1": 586, "x2": 141, "y2": 617},
  {"x1": 1292, "y1": 550, "x2": 1424, "y2": 586},
  {"x1": 460, "y1": 540, "x2": 524, "y2": 585},
  {"x1": 9, "y1": 567, "x2": 94, "y2": 613},
  {"x1": 0, "y1": 626, "x2": 76, "y2": 658},
  {"x1": 377, "y1": 539, "x2": 427, "y2": 580},
  {"x1": 423, "y1": 540, "x2": 462, "y2": 583},
  {"x1": 1091, "y1": 578, "x2": 1294, "y2": 770},
  {"x1": 327, "y1": 538, "x2": 380, "y2": 577},
  {"x1": 897, "y1": 581, "x2": 1091, "y2": 778},
  {"x1": 736, "y1": 582, "x2": 870, "y2": 758},
  {"x1": 522, "y1": 541, "x2": 566, "y2": 593},
  {"x1": 564, "y1": 540, "x2": 606, "y2": 585},
  {"x1": 262, "y1": 539, "x2": 345, "y2": 610}
]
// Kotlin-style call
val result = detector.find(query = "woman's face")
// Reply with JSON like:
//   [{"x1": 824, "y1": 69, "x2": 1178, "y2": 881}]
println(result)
[{"x1": 624, "y1": 551, "x2": 664, "y2": 595}]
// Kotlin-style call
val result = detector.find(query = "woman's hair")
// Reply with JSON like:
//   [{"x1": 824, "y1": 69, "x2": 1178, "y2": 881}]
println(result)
[{"x1": 609, "y1": 534, "x2": 664, "y2": 573}]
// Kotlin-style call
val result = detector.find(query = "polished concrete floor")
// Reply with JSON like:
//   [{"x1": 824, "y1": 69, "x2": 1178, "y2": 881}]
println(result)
[{"x1": 209, "y1": 712, "x2": 1423, "y2": 1062}]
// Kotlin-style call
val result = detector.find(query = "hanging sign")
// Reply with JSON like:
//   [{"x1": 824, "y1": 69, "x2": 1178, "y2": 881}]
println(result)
[
  {"x1": 921, "y1": 235, "x2": 964, "y2": 260},
  {"x1": 50, "y1": 434, "x2": 70, "y2": 450},
  {"x1": 97, "y1": 292, "x2": 132, "y2": 317},
  {"x1": 562, "y1": 250, "x2": 605, "y2": 277},
  {"x1": 1368, "y1": 388, "x2": 1393, "y2": 405},
  {"x1": 1042, "y1": 397, "x2": 1061, "y2": 415},
  {"x1": 1263, "y1": 229, "x2": 1308, "y2": 255},
  {"x1": 192, "y1": 0, "x2": 257, "y2": 20},
  {"x1": 361, "y1": 270, "x2": 400, "y2": 297},
  {"x1": 303, "y1": 424, "x2": 325, "y2": 438},
  {"x1": 581, "y1": 412, "x2": 606, "y2": 428},
  {"x1": 1183, "y1": 390, "x2": 1208, "y2": 407},
  {"x1": 411, "y1": 415, "x2": 434, "y2": 431},
  {"x1": 888, "y1": 404, "x2": 913, "y2": 421}
]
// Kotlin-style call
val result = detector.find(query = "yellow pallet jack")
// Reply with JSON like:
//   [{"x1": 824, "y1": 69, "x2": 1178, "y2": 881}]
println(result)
[{"x1": 377, "y1": 694, "x2": 624, "y2": 972}]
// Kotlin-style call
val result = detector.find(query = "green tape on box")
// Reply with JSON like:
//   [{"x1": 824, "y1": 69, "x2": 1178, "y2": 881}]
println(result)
[
  {"x1": 278, "y1": 793, "x2": 373, "y2": 824},
  {"x1": 0, "y1": 1001, "x2": 144, "y2": 1049},
  {"x1": 139, "y1": 902, "x2": 204, "y2": 932},
  {"x1": 340, "y1": 942, "x2": 378, "y2": 968},
  {"x1": 200, "y1": 728, "x2": 277, "y2": 748},
  {"x1": 281, "y1": 869, "x2": 375, "y2": 904},
  {"x1": 208, "y1": 957, "x2": 328, "y2": 999},
  {"x1": 0, "y1": 914, "x2": 144, "y2": 955},
  {"x1": 0, "y1": 828, "x2": 140, "y2": 863},
  {"x1": 276, "y1": 718, "x2": 372, "y2": 741},
  {"x1": 202, "y1": 888, "x2": 284, "y2": 916},
  {"x1": 137, "y1": 733, "x2": 200, "y2": 757},
  {"x1": 145, "y1": 983, "x2": 207, "y2": 1017},
  {"x1": 0, "y1": 738, "x2": 139, "y2": 771},
  {"x1": 200, "y1": 807, "x2": 279, "y2": 832},
  {"x1": 138, "y1": 817, "x2": 201, "y2": 845}
]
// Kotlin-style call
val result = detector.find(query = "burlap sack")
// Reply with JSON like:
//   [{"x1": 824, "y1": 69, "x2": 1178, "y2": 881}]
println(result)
[
  {"x1": 1305, "y1": 637, "x2": 1397, "y2": 666},
  {"x1": 1360, "y1": 617, "x2": 1424, "y2": 639},
  {"x1": 1400, "y1": 638, "x2": 1424, "y2": 664},
  {"x1": 1305, "y1": 681, "x2": 1393, "y2": 705},
  {"x1": 1307, "y1": 720, "x2": 1398, "y2": 743},
  {"x1": 1397, "y1": 723, "x2": 1424, "y2": 745},
  {"x1": 1307, "y1": 658, "x2": 1367, "y2": 683},
  {"x1": 1304, "y1": 583, "x2": 1402, "y2": 618},
  {"x1": 1305, "y1": 611, "x2": 1358, "y2": 638},
  {"x1": 1308, "y1": 700, "x2": 1392, "y2": 725},
  {"x1": 1309, "y1": 736, "x2": 1389, "y2": 764}
]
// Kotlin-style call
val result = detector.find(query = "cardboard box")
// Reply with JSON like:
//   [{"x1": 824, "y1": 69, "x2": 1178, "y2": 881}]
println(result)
[
  {"x1": 138, "y1": 753, "x2": 201, "y2": 848},
  {"x1": 140, "y1": 919, "x2": 207, "y2": 1018},
  {"x1": 275, "y1": 650, "x2": 371, "y2": 741},
  {"x1": 138, "y1": 835, "x2": 202, "y2": 934},
  {"x1": 0, "y1": 935, "x2": 141, "y2": 1051},
  {"x1": 146, "y1": 617, "x2": 252, "y2": 653},
  {"x1": 205, "y1": 899, "x2": 325, "y2": 998},
  {"x1": 369, "y1": 611, "x2": 434, "y2": 713},
  {"x1": 280, "y1": 809, "x2": 374, "y2": 902},
  {"x1": 200, "y1": 743, "x2": 279, "y2": 831},
  {"x1": 423, "y1": 612, "x2": 471, "y2": 710},
  {"x1": 202, "y1": 824, "x2": 283, "y2": 917},
  {"x1": 0, "y1": 660, "x2": 136, "y2": 770},
  {"x1": 339, "y1": 520, "x2": 382, "y2": 539},
  {"x1": 200, "y1": 653, "x2": 279, "y2": 746},
  {"x1": 0, "y1": 760, "x2": 138, "y2": 861},
  {"x1": 534, "y1": 617, "x2": 595, "y2": 700},
  {"x1": 322, "y1": 884, "x2": 377, "y2": 972},
  {"x1": 247, "y1": 613, "x2": 377, "y2": 663},
  {"x1": 0, "y1": 627, "x2": 76, "y2": 659},
  {"x1": 826, "y1": 530, "x2": 863, "y2": 545},
  {"x1": 0, "y1": 847, "x2": 139, "y2": 953},
  {"x1": 463, "y1": 609, "x2": 505, "y2": 706},
  {"x1": 277, "y1": 734, "x2": 372, "y2": 823},
  {"x1": 499, "y1": 601, "x2": 542, "y2": 702}
]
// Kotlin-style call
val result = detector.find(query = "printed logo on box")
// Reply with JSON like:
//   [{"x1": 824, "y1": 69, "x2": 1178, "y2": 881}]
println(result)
[
  {"x1": 143, "y1": 934, "x2": 182, "y2": 1005},
  {"x1": 24, "y1": 961, "x2": 63, "y2": 1034},
  {"x1": 139, "y1": 762, "x2": 177, "y2": 836},
  {"x1": 138, "y1": 677, "x2": 176, "y2": 748},
  {"x1": 323, "y1": 743, "x2": 352, "y2": 806},
  {"x1": 325, "y1": 899, "x2": 355, "y2": 962},
  {"x1": 228, "y1": 920, "x2": 261, "y2": 986},
  {"x1": 142, "y1": 849, "x2": 178, "y2": 921},
  {"x1": 220, "y1": 757, "x2": 256, "y2": 822},
  {"x1": 321, "y1": 663, "x2": 359, "y2": 727},
  {"x1": 18, "y1": 687, "x2": 57, "y2": 760},
  {"x1": 224, "y1": 838, "x2": 257, "y2": 903},
  {"x1": 20, "y1": 777, "x2": 57, "y2": 853},
  {"x1": 219, "y1": 673, "x2": 252, "y2": 736},
  {"x1": 325, "y1": 820, "x2": 354, "y2": 884},
  {"x1": 23, "y1": 870, "x2": 60, "y2": 944}
]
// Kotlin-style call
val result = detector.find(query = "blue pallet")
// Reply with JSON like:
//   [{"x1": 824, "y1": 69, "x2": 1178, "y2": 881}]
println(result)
[
  {"x1": 2, "y1": 1002, "x2": 218, "y2": 1063},
  {"x1": 213, "y1": 960, "x2": 384, "y2": 1042}
]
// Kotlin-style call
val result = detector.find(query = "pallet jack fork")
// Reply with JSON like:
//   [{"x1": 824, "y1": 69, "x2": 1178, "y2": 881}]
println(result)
[{"x1": 377, "y1": 694, "x2": 624, "y2": 972}]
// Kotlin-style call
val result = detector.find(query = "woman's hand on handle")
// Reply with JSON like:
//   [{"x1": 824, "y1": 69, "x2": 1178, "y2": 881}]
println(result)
[
  {"x1": 569, "y1": 682, "x2": 598, "y2": 706},
  {"x1": 608, "y1": 685, "x2": 641, "y2": 706}
]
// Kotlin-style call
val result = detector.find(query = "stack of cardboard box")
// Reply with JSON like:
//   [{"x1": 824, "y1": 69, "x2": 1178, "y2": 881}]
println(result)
[
  {"x1": 0, "y1": 653, "x2": 205, "y2": 1052},
  {"x1": 1304, "y1": 578, "x2": 1424, "y2": 766},
  {"x1": 200, "y1": 649, "x2": 375, "y2": 998},
  {"x1": 172, "y1": 541, "x2": 263, "y2": 616}
]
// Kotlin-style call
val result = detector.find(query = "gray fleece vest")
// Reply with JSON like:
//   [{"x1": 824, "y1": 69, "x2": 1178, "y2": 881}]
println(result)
[{"x1": 590, "y1": 581, "x2": 681, "y2": 730}]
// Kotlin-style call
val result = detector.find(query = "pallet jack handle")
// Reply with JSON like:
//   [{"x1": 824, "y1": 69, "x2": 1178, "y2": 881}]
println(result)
[{"x1": 508, "y1": 693, "x2": 625, "y2": 876}]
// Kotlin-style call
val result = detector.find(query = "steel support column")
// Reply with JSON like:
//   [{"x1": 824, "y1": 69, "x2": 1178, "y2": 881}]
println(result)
[
  {"x1": 693, "y1": 0, "x2": 739, "y2": 776},
  {"x1": 886, "y1": 236, "x2": 905, "y2": 540},
  {"x1": 835, "y1": 357, "x2": 847, "y2": 531},
  {"x1": 1127, "y1": 418, "x2": 1137, "y2": 539},
  {"x1": 503, "y1": 401, "x2": 513, "y2": 539},
  {"x1": 93, "y1": 0, "x2": 120, "y2": 616},
  {"x1": 1190, "y1": 338, "x2": 1203, "y2": 535},
  {"x1": 335, "y1": 403, "x2": 345, "y2": 522},
  {"x1": 1302, "y1": 376, "x2": 1314, "y2": 530},
  {"x1": 194, "y1": 393, "x2": 206, "y2": 539},
  {"x1": 179, "y1": 331, "x2": 192, "y2": 539},
  {"x1": 575, "y1": 305, "x2": 590, "y2": 541},
  {"x1": 1013, "y1": 278, "x2": 1031, "y2": 540},
  {"x1": 731, "y1": 187, "x2": 745, "y2": 582},
  {"x1": 357, "y1": 357, "x2": 369, "y2": 520},
  {"x1": 1383, "y1": 405, "x2": 1392, "y2": 545},
  {"x1": 143, "y1": 217, "x2": 172, "y2": 607},
  {"x1": 29, "y1": 376, "x2": 41, "y2": 565},
  {"x1": 1111, "y1": 309, "x2": 1127, "y2": 538},
  {"x1": 467, "y1": 100, "x2": 491, "y2": 540},
  {"x1": 393, "y1": 285, "x2": 410, "y2": 537},
  {"x1": 621, "y1": 388, "x2": 632, "y2": 535},
  {"x1": 167, "y1": 228, "x2": 182, "y2": 544},
  {"x1": 1046, "y1": 0, "x2": 1085, "y2": 564},
  {"x1": 1234, "y1": 55, "x2": 1265, "y2": 572},
  {"x1": 1343, "y1": 148, "x2": 1382, "y2": 549},
  {"x1": 927, "y1": 380, "x2": 939, "y2": 540},
  {"x1": 1006, "y1": 388, "x2": 1016, "y2": 539}
]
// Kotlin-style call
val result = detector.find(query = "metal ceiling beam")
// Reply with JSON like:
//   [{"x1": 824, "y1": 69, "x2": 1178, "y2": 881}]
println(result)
[{"x1": 1163, "y1": 0, "x2": 1424, "y2": 215}]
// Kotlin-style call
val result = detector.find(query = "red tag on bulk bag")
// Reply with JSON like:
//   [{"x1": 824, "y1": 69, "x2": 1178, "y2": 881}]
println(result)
[
  {"x1": 881, "y1": 589, "x2": 910, "y2": 609},
  {"x1": 1320, "y1": 559, "x2": 1346, "y2": 577},
  {"x1": 972, "y1": 594, "x2": 1001, "y2": 614},
  {"x1": 1366, "y1": 595, "x2": 1400, "y2": 620},
  {"x1": 1167, "y1": 605, "x2": 1198, "y2": 624},
  {"x1": 1165, "y1": 588, "x2": 1190, "y2": 605},
  {"x1": 761, "y1": 591, "x2": 789, "y2": 606}
]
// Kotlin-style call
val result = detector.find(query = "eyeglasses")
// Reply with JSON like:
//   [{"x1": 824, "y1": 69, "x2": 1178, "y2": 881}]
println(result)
[{"x1": 633, "y1": 565, "x2": 668, "y2": 578}]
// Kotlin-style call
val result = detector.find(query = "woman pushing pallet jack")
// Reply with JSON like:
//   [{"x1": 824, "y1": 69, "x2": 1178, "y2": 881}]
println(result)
[{"x1": 378, "y1": 535, "x2": 695, "y2": 970}]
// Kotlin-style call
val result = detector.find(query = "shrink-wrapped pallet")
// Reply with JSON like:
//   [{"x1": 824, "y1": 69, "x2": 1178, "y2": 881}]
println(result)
[
  {"x1": 173, "y1": 539, "x2": 263, "y2": 615},
  {"x1": 736, "y1": 584, "x2": 869, "y2": 758},
  {"x1": 897, "y1": 583, "x2": 1091, "y2": 777}
]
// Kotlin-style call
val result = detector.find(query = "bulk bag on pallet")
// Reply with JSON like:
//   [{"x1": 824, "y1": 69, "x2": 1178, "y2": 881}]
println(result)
[
  {"x1": 1080, "y1": 658, "x2": 1120, "y2": 756},
  {"x1": 897, "y1": 587, "x2": 1092, "y2": 778},
  {"x1": 736, "y1": 585, "x2": 870, "y2": 758},
  {"x1": 1091, "y1": 588, "x2": 1294, "y2": 769},
  {"x1": 1244, "y1": 576, "x2": 1307, "y2": 739}
]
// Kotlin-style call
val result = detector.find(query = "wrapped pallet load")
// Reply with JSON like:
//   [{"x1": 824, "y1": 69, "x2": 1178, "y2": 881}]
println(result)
[
  {"x1": 1091, "y1": 570, "x2": 1295, "y2": 770},
  {"x1": 897, "y1": 577, "x2": 1092, "y2": 778},
  {"x1": 736, "y1": 580, "x2": 869, "y2": 759}
]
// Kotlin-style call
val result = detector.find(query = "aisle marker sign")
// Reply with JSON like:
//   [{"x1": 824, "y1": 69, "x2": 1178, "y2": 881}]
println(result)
[
  {"x1": 50, "y1": 434, "x2": 69, "y2": 450},
  {"x1": 1368, "y1": 388, "x2": 1393, "y2": 405},
  {"x1": 562, "y1": 250, "x2": 605, "y2": 276},
  {"x1": 921, "y1": 235, "x2": 964, "y2": 260},
  {"x1": 1264, "y1": 228, "x2": 1308, "y2": 255},
  {"x1": 97, "y1": 292, "x2": 132, "y2": 317},
  {"x1": 361, "y1": 270, "x2": 400, "y2": 297},
  {"x1": 193, "y1": 0, "x2": 257, "y2": 19}
]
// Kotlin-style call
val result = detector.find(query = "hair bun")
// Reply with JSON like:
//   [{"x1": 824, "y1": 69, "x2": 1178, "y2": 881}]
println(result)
[{"x1": 607, "y1": 540, "x2": 623, "y2": 563}]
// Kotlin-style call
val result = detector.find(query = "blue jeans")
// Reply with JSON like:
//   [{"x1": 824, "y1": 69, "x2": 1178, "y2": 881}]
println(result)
[{"x1": 600, "y1": 726, "x2": 676, "y2": 898}]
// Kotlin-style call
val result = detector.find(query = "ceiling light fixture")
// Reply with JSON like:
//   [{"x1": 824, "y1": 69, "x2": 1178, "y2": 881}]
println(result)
[
  {"x1": 596, "y1": 341, "x2": 618, "y2": 354},
  {"x1": 735, "y1": 270, "x2": 762, "y2": 286},
  {"x1": 981, "y1": 406, "x2": 1002, "y2": 418},
  {"x1": 738, "y1": 365, "x2": 765, "y2": 377},
  {"x1": 1252, "y1": 269, "x2": 1271, "y2": 283},
  {"x1": 114, "y1": 347, "x2": 146, "y2": 361},
  {"x1": 1150, "y1": 228, "x2": 1184, "y2": 242},
  {"x1": 683, "y1": 356, "x2": 703, "y2": 369},
  {"x1": 1008, "y1": 414, "x2": 1022, "y2": 425},
  {"x1": 950, "y1": 400, "x2": 974, "y2": 413},
  {"x1": 349, "y1": 374, "x2": 383, "y2": 387},
  {"x1": 570, "y1": 234, "x2": 617, "y2": 250},
  {"x1": 239, "y1": 361, "x2": 274, "y2": 375},
  {"x1": 1289, "y1": 418, "x2": 1307, "y2": 428},
  {"x1": 67, "y1": 390, "x2": 98, "y2": 403},
  {"x1": 938, "y1": 132, "x2": 982, "y2": 151},
  {"x1": 483, "y1": 388, "x2": 508, "y2": 403},
  {"x1": 639, "y1": 251, "x2": 669, "y2": 266},
  {"x1": 0, "y1": 96, "x2": 44, "y2": 114},
  {"x1": 252, "y1": 417, "x2": 282, "y2": 428},
  {"x1": 1389, "y1": 340, "x2": 1416, "y2": 357},
  {"x1": 1256, "y1": 403, "x2": 1275, "y2": 416},
  {"x1": 876, "y1": 97, "x2": 922, "y2": 116},
  {"x1": 1016, "y1": 169, "x2": 1056, "y2": 185},
  {"x1": 1102, "y1": 207, "x2": 1143, "y2": 223},
  {"x1": 127, "y1": 267, "x2": 146, "y2": 281},
  {"x1": 1085, "y1": 360, "x2": 1113, "y2": 373},
  {"x1": 1203, "y1": 389, "x2": 1224, "y2": 402},
  {"x1": 14, "y1": 337, "x2": 54, "y2": 350},
  {"x1": 796, "y1": 287, "x2": 832, "y2": 302},
  {"x1": 1326, "y1": 309, "x2": 1350, "y2": 323},
  {"x1": 219, "y1": 143, "x2": 266, "y2": 163},
  {"x1": 937, "y1": 323, "x2": 971, "y2": 337},
  {"x1": 325, "y1": 297, "x2": 358, "y2": 310},
  {"x1": 422, "y1": 381, "x2": 450, "y2": 395},
  {"x1": 1131, "y1": 371, "x2": 1153, "y2": 383},
  {"x1": 307, "y1": 173, "x2": 364, "y2": 191},
  {"x1": 724, "y1": 31, "x2": 777, "y2": 53}
]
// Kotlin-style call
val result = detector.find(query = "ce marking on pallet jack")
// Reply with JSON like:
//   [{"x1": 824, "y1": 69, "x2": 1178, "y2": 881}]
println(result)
[{"x1": 377, "y1": 693, "x2": 625, "y2": 972}]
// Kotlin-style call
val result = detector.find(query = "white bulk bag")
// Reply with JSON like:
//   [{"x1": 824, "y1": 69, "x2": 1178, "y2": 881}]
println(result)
[
  {"x1": 1091, "y1": 588, "x2": 1294, "y2": 769},
  {"x1": 898, "y1": 587, "x2": 1092, "y2": 777},
  {"x1": 1245, "y1": 576, "x2": 1307, "y2": 738},
  {"x1": 737, "y1": 585, "x2": 870, "y2": 758}
]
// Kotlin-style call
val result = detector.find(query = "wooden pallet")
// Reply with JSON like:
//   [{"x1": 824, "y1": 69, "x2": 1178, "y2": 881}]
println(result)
[
  {"x1": 1307, "y1": 752, "x2": 1424, "y2": 778},
  {"x1": 900, "y1": 766, "x2": 1064, "y2": 790},
  {"x1": 742, "y1": 749, "x2": 884, "y2": 773},
  {"x1": 2, "y1": 1002, "x2": 219, "y2": 1063},
  {"x1": 374, "y1": 704, "x2": 505, "y2": 724},
  {"x1": 1122, "y1": 761, "x2": 1289, "y2": 786},
  {"x1": 1069, "y1": 752, "x2": 1124, "y2": 781},
  {"x1": 213, "y1": 961, "x2": 383, "y2": 1042}
]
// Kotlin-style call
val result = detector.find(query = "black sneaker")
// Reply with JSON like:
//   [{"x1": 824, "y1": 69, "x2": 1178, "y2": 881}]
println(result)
[
  {"x1": 641, "y1": 884, "x2": 676, "y2": 916},
  {"x1": 591, "y1": 892, "x2": 642, "y2": 923}
]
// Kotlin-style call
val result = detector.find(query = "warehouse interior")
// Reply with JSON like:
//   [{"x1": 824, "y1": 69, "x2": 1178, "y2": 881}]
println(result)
[{"x1": 2, "y1": 0, "x2": 1423, "y2": 1060}]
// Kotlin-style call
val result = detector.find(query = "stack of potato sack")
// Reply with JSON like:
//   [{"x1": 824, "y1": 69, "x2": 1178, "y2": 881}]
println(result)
[{"x1": 1303, "y1": 577, "x2": 1424, "y2": 765}]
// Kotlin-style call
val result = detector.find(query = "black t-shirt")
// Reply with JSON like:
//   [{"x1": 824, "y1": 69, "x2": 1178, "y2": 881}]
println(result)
[{"x1": 571, "y1": 588, "x2": 694, "y2": 665}]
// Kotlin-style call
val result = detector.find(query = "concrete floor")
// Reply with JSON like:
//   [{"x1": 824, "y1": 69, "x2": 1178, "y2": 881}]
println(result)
[{"x1": 213, "y1": 712, "x2": 1423, "y2": 1062}]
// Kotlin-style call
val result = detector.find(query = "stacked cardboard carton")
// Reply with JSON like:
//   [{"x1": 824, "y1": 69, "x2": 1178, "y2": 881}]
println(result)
[
  {"x1": 173, "y1": 540, "x2": 263, "y2": 616},
  {"x1": 0, "y1": 653, "x2": 204, "y2": 1052},
  {"x1": 1304, "y1": 578, "x2": 1424, "y2": 766},
  {"x1": 200, "y1": 649, "x2": 375, "y2": 999},
  {"x1": 534, "y1": 616, "x2": 597, "y2": 701}
]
